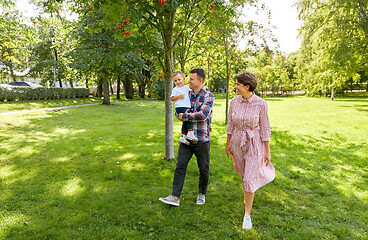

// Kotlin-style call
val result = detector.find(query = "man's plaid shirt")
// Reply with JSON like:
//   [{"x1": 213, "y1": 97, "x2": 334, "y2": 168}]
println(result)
[{"x1": 181, "y1": 87, "x2": 214, "y2": 143}]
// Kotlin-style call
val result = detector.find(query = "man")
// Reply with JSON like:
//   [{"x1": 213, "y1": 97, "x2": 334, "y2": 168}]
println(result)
[{"x1": 159, "y1": 68, "x2": 214, "y2": 206}]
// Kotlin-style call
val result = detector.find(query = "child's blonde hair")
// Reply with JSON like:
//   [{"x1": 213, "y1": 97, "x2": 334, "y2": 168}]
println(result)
[{"x1": 172, "y1": 71, "x2": 185, "y2": 79}]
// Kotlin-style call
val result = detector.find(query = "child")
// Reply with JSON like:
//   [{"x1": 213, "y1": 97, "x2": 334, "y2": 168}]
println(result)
[{"x1": 171, "y1": 71, "x2": 198, "y2": 145}]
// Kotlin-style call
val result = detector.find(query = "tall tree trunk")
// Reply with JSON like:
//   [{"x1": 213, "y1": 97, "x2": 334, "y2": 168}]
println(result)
[
  {"x1": 225, "y1": 38, "x2": 231, "y2": 124},
  {"x1": 85, "y1": 76, "x2": 89, "y2": 88},
  {"x1": 139, "y1": 83, "x2": 145, "y2": 98},
  {"x1": 207, "y1": 57, "x2": 211, "y2": 91},
  {"x1": 123, "y1": 75, "x2": 133, "y2": 99},
  {"x1": 141, "y1": 66, "x2": 152, "y2": 98},
  {"x1": 139, "y1": 78, "x2": 145, "y2": 99},
  {"x1": 97, "y1": 78, "x2": 103, "y2": 98},
  {"x1": 53, "y1": 48, "x2": 62, "y2": 88},
  {"x1": 69, "y1": 79, "x2": 74, "y2": 88},
  {"x1": 180, "y1": 60, "x2": 185, "y2": 73},
  {"x1": 9, "y1": 65, "x2": 16, "y2": 82},
  {"x1": 161, "y1": 12, "x2": 175, "y2": 160},
  {"x1": 117, "y1": 75, "x2": 121, "y2": 100},
  {"x1": 102, "y1": 76, "x2": 111, "y2": 105},
  {"x1": 331, "y1": 87, "x2": 335, "y2": 100},
  {"x1": 110, "y1": 81, "x2": 114, "y2": 94}
]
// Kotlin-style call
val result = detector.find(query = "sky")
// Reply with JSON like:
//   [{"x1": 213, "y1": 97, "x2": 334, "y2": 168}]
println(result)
[
  {"x1": 16, "y1": 0, "x2": 301, "y2": 54},
  {"x1": 262, "y1": 0, "x2": 301, "y2": 54}
]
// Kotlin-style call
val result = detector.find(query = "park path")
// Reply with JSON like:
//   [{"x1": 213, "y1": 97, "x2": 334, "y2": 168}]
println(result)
[{"x1": 0, "y1": 103, "x2": 98, "y2": 116}]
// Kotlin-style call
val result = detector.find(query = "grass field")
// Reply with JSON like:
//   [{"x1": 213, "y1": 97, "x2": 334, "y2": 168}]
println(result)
[{"x1": 0, "y1": 94, "x2": 367, "y2": 239}]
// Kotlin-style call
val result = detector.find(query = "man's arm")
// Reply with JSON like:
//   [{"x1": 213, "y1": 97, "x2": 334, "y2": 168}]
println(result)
[{"x1": 181, "y1": 92, "x2": 214, "y2": 122}]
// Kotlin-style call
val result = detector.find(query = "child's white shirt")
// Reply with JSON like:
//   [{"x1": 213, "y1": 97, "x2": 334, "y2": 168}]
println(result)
[{"x1": 171, "y1": 85, "x2": 191, "y2": 108}]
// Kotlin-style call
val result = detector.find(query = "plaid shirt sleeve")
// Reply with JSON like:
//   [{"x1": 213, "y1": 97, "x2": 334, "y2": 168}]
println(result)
[{"x1": 182, "y1": 90, "x2": 214, "y2": 122}]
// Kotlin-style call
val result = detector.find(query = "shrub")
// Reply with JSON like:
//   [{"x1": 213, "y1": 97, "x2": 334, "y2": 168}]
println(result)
[{"x1": 0, "y1": 86, "x2": 90, "y2": 101}]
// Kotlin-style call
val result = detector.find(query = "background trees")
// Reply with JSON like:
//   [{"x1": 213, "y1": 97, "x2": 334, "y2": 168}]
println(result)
[
  {"x1": 296, "y1": 0, "x2": 368, "y2": 97},
  {"x1": 0, "y1": 9, "x2": 34, "y2": 81},
  {"x1": 2, "y1": 0, "x2": 367, "y2": 158}
]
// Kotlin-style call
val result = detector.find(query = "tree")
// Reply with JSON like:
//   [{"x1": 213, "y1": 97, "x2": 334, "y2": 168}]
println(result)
[
  {"x1": 123, "y1": 0, "x2": 262, "y2": 159},
  {"x1": 297, "y1": 0, "x2": 368, "y2": 98},
  {"x1": 28, "y1": 16, "x2": 74, "y2": 87},
  {"x1": 0, "y1": 9, "x2": 34, "y2": 81}
]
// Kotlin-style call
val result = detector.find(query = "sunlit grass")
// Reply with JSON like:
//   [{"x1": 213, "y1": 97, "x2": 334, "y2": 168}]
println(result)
[
  {"x1": 0, "y1": 97, "x2": 100, "y2": 113},
  {"x1": 0, "y1": 93, "x2": 367, "y2": 239}
]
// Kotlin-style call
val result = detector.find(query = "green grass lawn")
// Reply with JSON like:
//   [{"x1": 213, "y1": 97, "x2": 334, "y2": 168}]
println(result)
[
  {"x1": 0, "y1": 94, "x2": 367, "y2": 239},
  {"x1": 0, "y1": 97, "x2": 101, "y2": 113}
]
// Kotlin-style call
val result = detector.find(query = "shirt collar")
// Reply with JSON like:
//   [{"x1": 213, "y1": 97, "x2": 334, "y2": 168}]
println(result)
[
  {"x1": 241, "y1": 92, "x2": 256, "y2": 103},
  {"x1": 191, "y1": 87, "x2": 205, "y2": 96}
]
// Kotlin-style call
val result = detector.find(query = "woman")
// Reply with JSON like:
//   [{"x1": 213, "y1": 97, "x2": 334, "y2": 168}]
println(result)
[{"x1": 226, "y1": 72, "x2": 275, "y2": 230}]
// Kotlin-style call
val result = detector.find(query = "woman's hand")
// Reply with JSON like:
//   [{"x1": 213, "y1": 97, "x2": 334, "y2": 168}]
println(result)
[
  {"x1": 263, "y1": 152, "x2": 271, "y2": 166},
  {"x1": 226, "y1": 134, "x2": 233, "y2": 157},
  {"x1": 263, "y1": 141, "x2": 271, "y2": 166},
  {"x1": 226, "y1": 143, "x2": 232, "y2": 157}
]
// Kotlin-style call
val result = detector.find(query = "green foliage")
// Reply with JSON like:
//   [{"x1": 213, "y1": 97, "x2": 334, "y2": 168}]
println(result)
[
  {"x1": 0, "y1": 86, "x2": 90, "y2": 101},
  {"x1": 296, "y1": 0, "x2": 368, "y2": 95},
  {"x1": 0, "y1": 9, "x2": 35, "y2": 81},
  {"x1": 28, "y1": 15, "x2": 75, "y2": 86},
  {"x1": 0, "y1": 94, "x2": 367, "y2": 239}
]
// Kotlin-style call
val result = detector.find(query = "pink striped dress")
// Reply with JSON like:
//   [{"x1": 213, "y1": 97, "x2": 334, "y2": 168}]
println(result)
[{"x1": 227, "y1": 94, "x2": 275, "y2": 193}]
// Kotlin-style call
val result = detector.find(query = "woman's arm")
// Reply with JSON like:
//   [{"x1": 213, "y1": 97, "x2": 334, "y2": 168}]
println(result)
[
  {"x1": 226, "y1": 100, "x2": 234, "y2": 157},
  {"x1": 263, "y1": 141, "x2": 271, "y2": 166},
  {"x1": 226, "y1": 134, "x2": 232, "y2": 157}
]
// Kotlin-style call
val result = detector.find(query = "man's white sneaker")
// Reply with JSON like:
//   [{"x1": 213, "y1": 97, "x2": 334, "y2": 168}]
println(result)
[
  {"x1": 159, "y1": 195, "x2": 180, "y2": 206},
  {"x1": 179, "y1": 135, "x2": 190, "y2": 145},
  {"x1": 196, "y1": 193, "x2": 205, "y2": 205},
  {"x1": 242, "y1": 214, "x2": 252, "y2": 230},
  {"x1": 186, "y1": 131, "x2": 198, "y2": 141}
]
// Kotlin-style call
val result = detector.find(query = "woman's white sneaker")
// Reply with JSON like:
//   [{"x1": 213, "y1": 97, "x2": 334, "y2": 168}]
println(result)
[{"x1": 242, "y1": 214, "x2": 252, "y2": 230}]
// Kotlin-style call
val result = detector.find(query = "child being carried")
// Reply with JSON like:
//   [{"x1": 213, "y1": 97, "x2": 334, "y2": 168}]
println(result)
[{"x1": 170, "y1": 71, "x2": 198, "y2": 145}]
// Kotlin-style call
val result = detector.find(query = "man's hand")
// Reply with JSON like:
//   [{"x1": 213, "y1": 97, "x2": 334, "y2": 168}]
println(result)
[
  {"x1": 178, "y1": 113, "x2": 184, "y2": 122},
  {"x1": 178, "y1": 109, "x2": 189, "y2": 122},
  {"x1": 178, "y1": 94, "x2": 185, "y2": 99}
]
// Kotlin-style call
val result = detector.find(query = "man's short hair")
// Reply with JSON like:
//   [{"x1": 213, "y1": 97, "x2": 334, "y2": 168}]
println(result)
[
  {"x1": 190, "y1": 68, "x2": 206, "y2": 82},
  {"x1": 172, "y1": 71, "x2": 185, "y2": 78},
  {"x1": 236, "y1": 72, "x2": 258, "y2": 92}
]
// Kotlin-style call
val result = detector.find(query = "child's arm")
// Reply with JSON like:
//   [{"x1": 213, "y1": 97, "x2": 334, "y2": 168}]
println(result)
[{"x1": 170, "y1": 94, "x2": 185, "y2": 101}]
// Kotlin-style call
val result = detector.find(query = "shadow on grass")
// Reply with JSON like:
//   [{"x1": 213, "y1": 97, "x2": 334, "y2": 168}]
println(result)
[
  {"x1": 0, "y1": 101, "x2": 174, "y2": 239},
  {"x1": 258, "y1": 129, "x2": 368, "y2": 239},
  {"x1": 0, "y1": 100, "x2": 367, "y2": 239},
  {"x1": 353, "y1": 104, "x2": 368, "y2": 112},
  {"x1": 337, "y1": 103, "x2": 368, "y2": 113}
]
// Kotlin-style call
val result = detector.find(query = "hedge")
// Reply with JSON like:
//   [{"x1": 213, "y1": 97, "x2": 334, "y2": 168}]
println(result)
[{"x1": 0, "y1": 86, "x2": 90, "y2": 101}]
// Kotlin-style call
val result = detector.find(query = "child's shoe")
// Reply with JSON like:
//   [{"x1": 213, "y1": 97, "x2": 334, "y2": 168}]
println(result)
[
  {"x1": 186, "y1": 131, "x2": 198, "y2": 141},
  {"x1": 179, "y1": 135, "x2": 190, "y2": 145}
]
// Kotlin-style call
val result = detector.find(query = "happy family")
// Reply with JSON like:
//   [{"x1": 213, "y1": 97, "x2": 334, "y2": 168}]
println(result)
[{"x1": 158, "y1": 68, "x2": 275, "y2": 230}]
